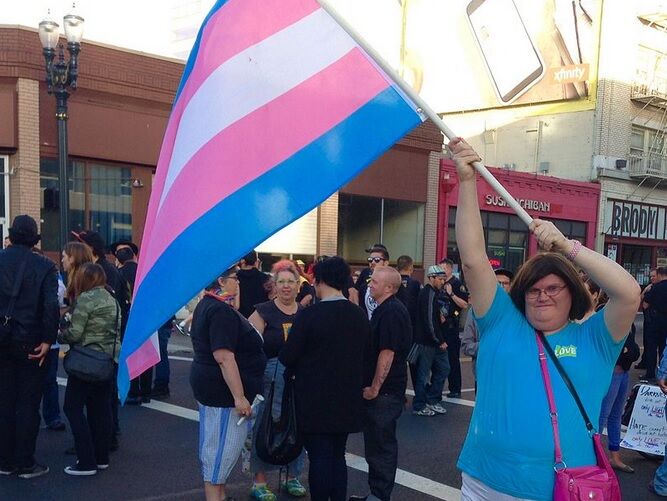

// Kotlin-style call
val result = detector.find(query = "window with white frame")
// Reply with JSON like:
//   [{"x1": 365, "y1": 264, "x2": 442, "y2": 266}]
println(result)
[{"x1": 630, "y1": 125, "x2": 666, "y2": 172}]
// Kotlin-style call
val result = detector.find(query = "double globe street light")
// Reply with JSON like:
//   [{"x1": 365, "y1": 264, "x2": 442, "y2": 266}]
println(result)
[{"x1": 38, "y1": 6, "x2": 85, "y2": 251}]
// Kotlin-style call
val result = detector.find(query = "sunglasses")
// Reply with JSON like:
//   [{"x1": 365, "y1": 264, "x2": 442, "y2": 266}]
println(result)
[{"x1": 367, "y1": 257, "x2": 385, "y2": 263}]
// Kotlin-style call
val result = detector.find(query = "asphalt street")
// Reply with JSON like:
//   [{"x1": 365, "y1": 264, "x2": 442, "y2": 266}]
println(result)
[{"x1": 0, "y1": 315, "x2": 664, "y2": 501}]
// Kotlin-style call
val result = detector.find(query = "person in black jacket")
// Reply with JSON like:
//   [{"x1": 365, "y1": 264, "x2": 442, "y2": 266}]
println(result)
[
  {"x1": 412, "y1": 265, "x2": 450, "y2": 417},
  {"x1": 0, "y1": 215, "x2": 59, "y2": 479},
  {"x1": 237, "y1": 250, "x2": 271, "y2": 318},
  {"x1": 280, "y1": 257, "x2": 372, "y2": 501}
]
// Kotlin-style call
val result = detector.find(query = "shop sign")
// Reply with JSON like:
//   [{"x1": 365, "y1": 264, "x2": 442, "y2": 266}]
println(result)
[
  {"x1": 484, "y1": 194, "x2": 551, "y2": 213},
  {"x1": 605, "y1": 200, "x2": 667, "y2": 240}
]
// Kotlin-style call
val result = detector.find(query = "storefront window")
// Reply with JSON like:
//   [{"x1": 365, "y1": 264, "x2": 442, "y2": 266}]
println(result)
[
  {"x1": 338, "y1": 194, "x2": 424, "y2": 265},
  {"x1": 40, "y1": 158, "x2": 133, "y2": 251},
  {"x1": 622, "y1": 244, "x2": 653, "y2": 286},
  {"x1": 550, "y1": 219, "x2": 587, "y2": 244},
  {"x1": 447, "y1": 208, "x2": 528, "y2": 272}
]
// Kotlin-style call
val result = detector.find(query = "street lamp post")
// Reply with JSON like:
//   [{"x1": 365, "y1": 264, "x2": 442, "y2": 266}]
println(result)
[{"x1": 38, "y1": 7, "x2": 84, "y2": 252}]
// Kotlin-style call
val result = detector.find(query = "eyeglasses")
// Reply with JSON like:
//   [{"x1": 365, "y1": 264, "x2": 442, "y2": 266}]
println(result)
[
  {"x1": 525, "y1": 284, "x2": 567, "y2": 300},
  {"x1": 367, "y1": 257, "x2": 384, "y2": 263},
  {"x1": 276, "y1": 279, "x2": 297, "y2": 286}
]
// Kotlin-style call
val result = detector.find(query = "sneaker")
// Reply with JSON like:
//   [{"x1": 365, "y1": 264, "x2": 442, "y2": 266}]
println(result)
[
  {"x1": 281, "y1": 478, "x2": 307, "y2": 497},
  {"x1": 428, "y1": 403, "x2": 448, "y2": 415},
  {"x1": 174, "y1": 322, "x2": 189, "y2": 337},
  {"x1": 96, "y1": 464, "x2": 109, "y2": 470},
  {"x1": 412, "y1": 407, "x2": 436, "y2": 416},
  {"x1": 64, "y1": 463, "x2": 97, "y2": 476},
  {"x1": 17, "y1": 464, "x2": 49, "y2": 479},
  {"x1": 0, "y1": 465, "x2": 16, "y2": 476},
  {"x1": 251, "y1": 484, "x2": 277, "y2": 501},
  {"x1": 447, "y1": 392, "x2": 461, "y2": 399}
]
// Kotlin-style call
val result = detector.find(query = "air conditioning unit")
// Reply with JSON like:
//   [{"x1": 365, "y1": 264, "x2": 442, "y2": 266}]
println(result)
[
  {"x1": 539, "y1": 161, "x2": 550, "y2": 173},
  {"x1": 502, "y1": 163, "x2": 516, "y2": 170},
  {"x1": 615, "y1": 159, "x2": 627, "y2": 169}
]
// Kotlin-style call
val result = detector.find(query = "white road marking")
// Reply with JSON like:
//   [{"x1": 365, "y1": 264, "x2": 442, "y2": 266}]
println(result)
[{"x1": 57, "y1": 377, "x2": 462, "y2": 500}]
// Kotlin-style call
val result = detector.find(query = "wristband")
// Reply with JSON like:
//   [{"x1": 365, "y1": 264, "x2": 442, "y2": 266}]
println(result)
[{"x1": 565, "y1": 239, "x2": 582, "y2": 261}]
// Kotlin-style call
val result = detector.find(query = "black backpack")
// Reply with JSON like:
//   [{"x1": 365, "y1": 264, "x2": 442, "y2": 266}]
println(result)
[{"x1": 255, "y1": 370, "x2": 303, "y2": 466}]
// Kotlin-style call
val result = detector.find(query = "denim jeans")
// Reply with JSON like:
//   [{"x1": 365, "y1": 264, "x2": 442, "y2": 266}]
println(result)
[
  {"x1": 0, "y1": 345, "x2": 46, "y2": 469},
  {"x1": 362, "y1": 394, "x2": 404, "y2": 501},
  {"x1": 598, "y1": 370, "x2": 629, "y2": 451},
  {"x1": 153, "y1": 323, "x2": 172, "y2": 389},
  {"x1": 654, "y1": 401, "x2": 667, "y2": 495},
  {"x1": 41, "y1": 348, "x2": 62, "y2": 426},
  {"x1": 251, "y1": 357, "x2": 305, "y2": 476},
  {"x1": 412, "y1": 345, "x2": 450, "y2": 411},
  {"x1": 64, "y1": 374, "x2": 113, "y2": 469},
  {"x1": 302, "y1": 433, "x2": 348, "y2": 501}
]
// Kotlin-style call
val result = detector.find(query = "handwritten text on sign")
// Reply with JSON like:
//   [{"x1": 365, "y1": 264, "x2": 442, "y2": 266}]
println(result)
[{"x1": 620, "y1": 385, "x2": 667, "y2": 456}]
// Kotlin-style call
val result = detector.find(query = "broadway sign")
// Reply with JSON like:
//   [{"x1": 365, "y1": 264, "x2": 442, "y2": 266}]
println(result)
[{"x1": 604, "y1": 200, "x2": 667, "y2": 240}]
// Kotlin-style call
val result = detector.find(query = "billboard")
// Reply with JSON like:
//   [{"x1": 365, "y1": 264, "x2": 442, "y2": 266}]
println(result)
[{"x1": 331, "y1": 0, "x2": 602, "y2": 113}]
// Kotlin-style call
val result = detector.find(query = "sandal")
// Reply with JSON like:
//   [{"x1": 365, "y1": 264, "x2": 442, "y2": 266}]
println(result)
[{"x1": 611, "y1": 462, "x2": 634, "y2": 473}]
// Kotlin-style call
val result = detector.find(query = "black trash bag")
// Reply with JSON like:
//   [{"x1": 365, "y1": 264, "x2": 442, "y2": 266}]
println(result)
[{"x1": 255, "y1": 372, "x2": 303, "y2": 466}]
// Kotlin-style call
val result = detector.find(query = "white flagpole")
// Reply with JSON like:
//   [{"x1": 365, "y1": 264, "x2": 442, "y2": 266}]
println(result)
[{"x1": 317, "y1": 0, "x2": 533, "y2": 226}]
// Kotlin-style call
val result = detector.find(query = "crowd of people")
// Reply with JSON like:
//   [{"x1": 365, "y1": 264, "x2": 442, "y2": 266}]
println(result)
[{"x1": 2, "y1": 138, "x2": 667, "y2": 500}]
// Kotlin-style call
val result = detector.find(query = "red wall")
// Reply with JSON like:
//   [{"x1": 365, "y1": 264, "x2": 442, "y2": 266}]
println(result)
[{"x1": 437, "y1": 159, "x2": 601, "y2": 260}]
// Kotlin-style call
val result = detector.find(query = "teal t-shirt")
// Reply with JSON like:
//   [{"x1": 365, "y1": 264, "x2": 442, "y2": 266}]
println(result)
[{"x1": 457, "y1": 285, "x2": 625, "y2": 500}]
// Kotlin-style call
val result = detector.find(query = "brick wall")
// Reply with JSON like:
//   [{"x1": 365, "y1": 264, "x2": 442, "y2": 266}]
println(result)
[
  {"x1": 317, "y1": 192, "x2": 338, "y2": 257},
  {"x1": 9, "y1": 78, "x2": 40, "y2": 227},
  {"x1": 423, "y1": 151, "x2": 441, "y2": 267}
]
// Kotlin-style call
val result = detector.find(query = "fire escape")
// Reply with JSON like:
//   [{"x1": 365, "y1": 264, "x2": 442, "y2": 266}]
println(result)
[{"x1": 629, "y1": 12, "x2": 667, "y2": 185}]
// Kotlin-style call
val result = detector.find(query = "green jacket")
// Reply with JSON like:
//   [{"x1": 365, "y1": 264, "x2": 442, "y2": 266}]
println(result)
[{"x1": 59, "y1": 287, "x2": 121, "y2": 362}]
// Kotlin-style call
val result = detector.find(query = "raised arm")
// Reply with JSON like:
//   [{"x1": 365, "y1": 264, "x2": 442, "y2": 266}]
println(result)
[
  {"x1": 531, "y1": 220, "x2": 641, "y2": 342},
  {"x1": 449, "y1": 138, "x2": 498, "y2": 316}
]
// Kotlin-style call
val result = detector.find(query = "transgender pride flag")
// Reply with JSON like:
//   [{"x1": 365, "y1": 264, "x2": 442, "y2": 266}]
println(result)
[{"x1": 117, "y1": 0, "x2": 425, "y2": 401}]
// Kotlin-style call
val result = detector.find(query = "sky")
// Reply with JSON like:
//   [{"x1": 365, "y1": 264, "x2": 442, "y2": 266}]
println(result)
[
  {"x1": 1, "y1": 0, "x2": 402, "y2": 61},
  {"x1": 3, "y1": 0, "x2": 178, "y2": 57}
]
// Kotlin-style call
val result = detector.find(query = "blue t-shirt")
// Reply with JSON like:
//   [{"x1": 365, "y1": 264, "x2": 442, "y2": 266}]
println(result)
[{"x1": 457, "y1": 285, "x2": 624, "y2": 500}]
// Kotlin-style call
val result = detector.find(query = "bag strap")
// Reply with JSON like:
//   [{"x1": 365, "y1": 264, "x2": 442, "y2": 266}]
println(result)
[
  {"x1": 3, "y1": 255, "x2": 28, "y2": 325},
  {"x1": 535, "y1": 333, "x2": 565, "y2": 467},
  {"x1": 536, "y1": 330, "x2": 594, "y2": 433}
]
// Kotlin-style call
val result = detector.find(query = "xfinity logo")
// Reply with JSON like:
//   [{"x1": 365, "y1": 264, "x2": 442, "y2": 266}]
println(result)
[
  {"x1": 548, "y1": 64, "x2": 589, "y2": 85},
  {"x1": 553, "y1": 67, "x2": 584, "y2": 82}
]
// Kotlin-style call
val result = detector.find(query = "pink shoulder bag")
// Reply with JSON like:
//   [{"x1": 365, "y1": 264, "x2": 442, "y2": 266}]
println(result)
[{"x1": 535, "y1": 331, "x2": 621, "y2": 501}]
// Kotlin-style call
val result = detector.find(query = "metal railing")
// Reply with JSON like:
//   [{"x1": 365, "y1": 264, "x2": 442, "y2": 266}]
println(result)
[{"x1": 628, "y1": 151, "x2": 667, "y2": 178}]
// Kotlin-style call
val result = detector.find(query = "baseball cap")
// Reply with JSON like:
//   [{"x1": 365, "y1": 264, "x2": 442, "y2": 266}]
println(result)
[
  {"x1": 295, "y1": 259, "x2": 305, "y2": 266},
  {"x1": 426, "y1": 265, "x2": 445, "y2": 277},
  {"x1": 71, "y1": 230, "x2": 106, "y2": 255}
]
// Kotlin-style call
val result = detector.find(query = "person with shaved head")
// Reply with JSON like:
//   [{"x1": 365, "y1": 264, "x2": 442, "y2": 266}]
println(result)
[{"x1": 351, "y1": 267, "x2": 412, "y2": 501}]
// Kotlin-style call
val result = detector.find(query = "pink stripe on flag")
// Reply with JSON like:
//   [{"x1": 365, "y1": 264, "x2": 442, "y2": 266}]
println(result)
[
  {"x1": 176, "y1": 0, "x2": 320, "y2": 118},
  {"x1": 126, "y1": 335, "x2": 161, "y2": 380},
  {"x1": 139, "y1": 49, "x2": 390, "y2": 279},
  {"x1": 137, "y1": 0, "x2": 320, "y2": 286}
]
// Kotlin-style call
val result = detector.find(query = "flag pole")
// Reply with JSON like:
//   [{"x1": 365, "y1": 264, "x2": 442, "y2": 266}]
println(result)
[{"x1": 317, "y1": 0, "x2": 533, "y2": 226}]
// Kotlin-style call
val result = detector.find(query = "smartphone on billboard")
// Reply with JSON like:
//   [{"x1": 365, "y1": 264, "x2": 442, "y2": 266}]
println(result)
[{"x1": 466, "y1": 0, "x2": 545, "y2": 104}]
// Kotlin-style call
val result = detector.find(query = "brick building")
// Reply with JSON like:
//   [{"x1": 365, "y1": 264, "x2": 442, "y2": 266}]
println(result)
[{"x1": 0, "y1": 25, "x2": 442, "y2": 271}]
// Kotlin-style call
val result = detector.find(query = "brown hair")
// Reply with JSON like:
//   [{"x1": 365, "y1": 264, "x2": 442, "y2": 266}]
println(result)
[
  {"x1": 510, "y1": 252, "x2": 592, "y2": 321},
  {"x1": 71, "y1": 262, "x2": 107, "y2": 297},
  {"x1": 64, "y1": 242, "x2": 94, "y2": 300}
]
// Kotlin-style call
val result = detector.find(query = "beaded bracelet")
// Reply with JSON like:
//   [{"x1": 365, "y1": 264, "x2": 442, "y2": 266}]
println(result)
[{"x1": 565, "y1": 239, "x2": 582, "y2": 261}]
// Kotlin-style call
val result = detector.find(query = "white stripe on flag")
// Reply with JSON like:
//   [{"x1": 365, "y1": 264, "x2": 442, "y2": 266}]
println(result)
[{"x1": 159, "y1": 8, "x2": 358, "y2": 208}]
